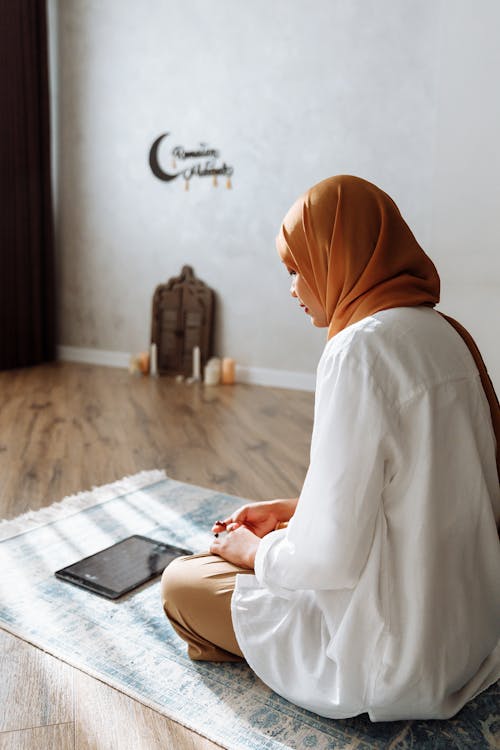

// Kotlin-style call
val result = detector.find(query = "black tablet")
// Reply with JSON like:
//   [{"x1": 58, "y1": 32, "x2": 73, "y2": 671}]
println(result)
[{"x1": 54, "y1": 534, "x2": 192, "y2": 599}]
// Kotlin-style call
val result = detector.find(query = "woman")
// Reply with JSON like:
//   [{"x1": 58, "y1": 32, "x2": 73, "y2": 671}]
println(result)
[{"x1": 161, "y1": 175, "x2": 500, "y2": 720}]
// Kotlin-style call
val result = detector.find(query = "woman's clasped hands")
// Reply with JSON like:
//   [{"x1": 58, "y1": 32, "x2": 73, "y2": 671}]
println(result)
[{"x1": 209, "y1": 498, "x2": 298, "y2": 569}]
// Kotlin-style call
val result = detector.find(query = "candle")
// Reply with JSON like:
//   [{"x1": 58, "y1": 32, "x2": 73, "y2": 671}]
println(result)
[
  {"x1": 138, "y1": 352, "x2": 150, "y2": 375},
  {"x1": 129, "y1": 354, "x2": 141, "y2": 375},
  {"x1": 221, "y1": 357, "x2": 235, "y2": 384},
  {"x1": 192, "y1": 346, "x2": 201, "y2": 380},
  {"x1": 150, "y1": 343, "x2": 158, "y2": 376},
  {"x1": 204, "y1": 357, "x2": 221, "y2": 385}
]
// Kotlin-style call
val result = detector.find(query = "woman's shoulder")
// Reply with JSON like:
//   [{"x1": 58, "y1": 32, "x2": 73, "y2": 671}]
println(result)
[{"x1": 319, "y1": 306, "x2": 480, "y2": 406}]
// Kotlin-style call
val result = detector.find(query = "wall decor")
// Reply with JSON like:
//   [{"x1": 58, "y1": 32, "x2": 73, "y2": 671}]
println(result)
[
  {"x1": 149, "y1": 132, "x2": 234, "y2": 190},
  {"x1": 150, "y1": 265, "x2": 215, "y2": 376}
]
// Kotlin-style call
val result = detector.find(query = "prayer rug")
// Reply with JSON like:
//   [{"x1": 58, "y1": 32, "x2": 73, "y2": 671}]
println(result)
[{"x1": 0, "y1": 471, "x2": 498, "y2": 749}]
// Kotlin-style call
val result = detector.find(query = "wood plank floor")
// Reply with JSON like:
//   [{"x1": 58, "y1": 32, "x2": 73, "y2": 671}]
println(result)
[{"x1": 0, "y1": 361, "x2": 314, "y2": 750}]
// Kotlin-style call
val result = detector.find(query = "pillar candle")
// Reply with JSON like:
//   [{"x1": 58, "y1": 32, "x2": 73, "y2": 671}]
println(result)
[
  {"x1": 221, "y1": 357, "x2": 235, "y2": 384},
  {"x1": 150, "y1": 343, "x2": 158, "y2": 376},
  {"x1": 204, "y1": 357, "x2": 221, "y2": 385},
  {"x1": 193, "y1": 346, "x2": 201, "y2": 380},
  {"x1": 138, "y1": 352, "x2": 150, "y2": 375}
]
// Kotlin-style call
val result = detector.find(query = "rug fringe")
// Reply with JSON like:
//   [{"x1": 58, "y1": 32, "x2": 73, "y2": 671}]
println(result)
[{"x1": 0, "y1": 469, "x2": 167, "y2": 541}]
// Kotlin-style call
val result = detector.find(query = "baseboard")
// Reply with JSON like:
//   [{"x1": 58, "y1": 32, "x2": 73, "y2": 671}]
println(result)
[
  {"x1": 58, "y1": 346, "x2": 130, "y2": 369},
  {"x1": 235, "y1": 365, "x2": 315, "y2": 391},
  {"x1": 57, "y1": 346, "x2": 316, "y2": 392}
]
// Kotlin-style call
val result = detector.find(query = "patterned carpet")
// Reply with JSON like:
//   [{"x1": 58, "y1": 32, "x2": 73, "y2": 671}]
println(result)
[{"x1": 0, "y1": 471, "x2": 498, "y2": 749}]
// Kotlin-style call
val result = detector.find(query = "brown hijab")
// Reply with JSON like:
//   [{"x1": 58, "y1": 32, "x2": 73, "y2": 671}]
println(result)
[{"x1": 276, "y1": 175, "x2": 500, "y2": 485}]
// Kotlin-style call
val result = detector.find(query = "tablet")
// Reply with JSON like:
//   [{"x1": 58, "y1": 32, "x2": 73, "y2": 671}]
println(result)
[{"x1": 54, "y1": 534, "x2": 192, "y2": 599}]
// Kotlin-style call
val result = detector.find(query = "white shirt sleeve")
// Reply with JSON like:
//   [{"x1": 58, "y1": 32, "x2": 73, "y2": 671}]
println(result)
[{"x1": 254, "y1": 347, "x2": 394, "y2": 594}]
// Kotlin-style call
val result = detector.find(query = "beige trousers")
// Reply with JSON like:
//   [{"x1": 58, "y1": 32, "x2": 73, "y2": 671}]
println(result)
[{"x1": 161, "y1": 553, "x2": 253, "y2": 661}]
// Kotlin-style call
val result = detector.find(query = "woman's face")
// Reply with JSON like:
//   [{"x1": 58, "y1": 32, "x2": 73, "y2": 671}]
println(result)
[{"x1": 287, "y1": 268, "x2": 328, "y2": 328}]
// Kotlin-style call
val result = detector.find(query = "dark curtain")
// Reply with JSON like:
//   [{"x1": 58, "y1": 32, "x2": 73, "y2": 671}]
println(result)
[{"x1": 0, "y1": 0, "x2": 56, "y2": 370}]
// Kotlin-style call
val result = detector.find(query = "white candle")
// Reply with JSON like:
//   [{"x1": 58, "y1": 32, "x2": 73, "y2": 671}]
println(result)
[
  {"x1": 193, "y1": 346, "x2": 201, "y2": 380},
  {"x1": 150, "y1": 343, "x2": 158, "y2": 376},
  {"x1": 204, "y1": 357, "x2": 221, "y2": 385}
]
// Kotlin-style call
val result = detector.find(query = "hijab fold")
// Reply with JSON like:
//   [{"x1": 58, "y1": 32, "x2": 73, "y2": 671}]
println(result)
[{"x1": 277, "y1": 175, "x2": 500, "y2": 485}]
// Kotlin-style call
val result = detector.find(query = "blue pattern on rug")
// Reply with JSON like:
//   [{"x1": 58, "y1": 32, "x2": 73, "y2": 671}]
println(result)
[{"x1": 0, "y1": 474, "x2": 498, "y2": 750}]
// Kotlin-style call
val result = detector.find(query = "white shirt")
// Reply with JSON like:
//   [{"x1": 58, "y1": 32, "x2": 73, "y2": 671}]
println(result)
[{"x1": 231, "y1": 307, "x2": 500, "y2": 721}]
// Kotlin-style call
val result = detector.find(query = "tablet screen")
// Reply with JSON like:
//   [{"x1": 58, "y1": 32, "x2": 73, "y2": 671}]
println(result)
[{"x1": 55, "y1": 534, "x2": 192, "y2": 599}]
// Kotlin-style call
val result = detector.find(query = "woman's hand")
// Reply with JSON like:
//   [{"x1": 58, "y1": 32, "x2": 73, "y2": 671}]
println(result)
[
  {"x1": 209, "y1": 525, "x2": 260, "y2": 569},
  {"x1": 211, "y1": 498, "x2": 298, "y2": 539}
]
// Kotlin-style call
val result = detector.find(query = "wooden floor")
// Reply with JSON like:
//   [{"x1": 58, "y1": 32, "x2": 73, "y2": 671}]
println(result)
[{"x1": 0, "y1": 362, "x2": 314, "y2": 750}]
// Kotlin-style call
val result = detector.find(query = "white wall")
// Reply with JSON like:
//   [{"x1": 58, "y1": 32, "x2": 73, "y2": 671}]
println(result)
[
  {"x1": 51, "y1": 0, "x2": 499, "y2": 387},
  {"x1": 429, "y1": 0, "x2": 500, "y2": 388}
]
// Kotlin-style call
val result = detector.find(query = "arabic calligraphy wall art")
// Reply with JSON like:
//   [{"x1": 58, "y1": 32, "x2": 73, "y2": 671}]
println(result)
[{"x1": 149, "y1": 132, "x2": 234, "y2": 191}]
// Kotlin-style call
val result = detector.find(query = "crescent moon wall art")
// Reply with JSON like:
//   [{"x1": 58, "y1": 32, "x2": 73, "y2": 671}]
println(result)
[{"x1": 149, "y1": 132, "x2": 234, "y2": 190}]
